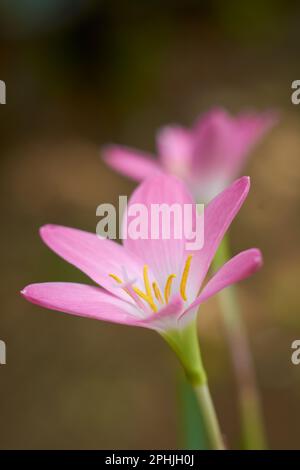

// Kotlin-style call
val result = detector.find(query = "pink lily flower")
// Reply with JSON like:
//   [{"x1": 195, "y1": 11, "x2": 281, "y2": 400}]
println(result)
[
  {"x1": 21, "y1": 174, "x2": 261, "y2": 382},
  {"x1": 103, "y1": 107, "x2": 277, "y2": 201}
]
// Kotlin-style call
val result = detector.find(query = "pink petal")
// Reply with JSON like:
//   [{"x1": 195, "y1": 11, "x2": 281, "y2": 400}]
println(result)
[
  {"x1": 156, "y1": 126, "x2": 193, "y2": 178},
  {"x1": 21, "y1": 282, "x2": 143, "y2": 326},
  {"x1": 233, "y1": 110, "x2": 278, "y2": 171},
  {"x1": 236, "y1": 110, "x2": 278, "y2": 142},
  {"x1": 192, "y1": 108, "x2": 277, "y2": 179},
  {"x1": 193, "y1": 108, "x2": 235, "y2": 173},
  {"x1": 184, "y1": 248, "x2": 263, "y2": 314},
  {"x1": 123, "y1": 174, "x2": 197, "y2": 288},
  {"x1": 102, "y1": 145, "x2": 161, "y2": 181},
  {"x1": 140, "y1": 294, "x2": 185, "y2": 331},
  {"x1": 186, "y1": 176, "x2": 250, "y2": 296},
  {"x1": 40, "y1": 224, "x2": 147, "y2": 302}
]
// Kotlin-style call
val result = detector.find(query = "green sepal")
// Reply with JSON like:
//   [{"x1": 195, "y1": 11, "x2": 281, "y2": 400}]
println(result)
[{"x1": 161, "y1": 319, "x2": 207, "y2": 386}]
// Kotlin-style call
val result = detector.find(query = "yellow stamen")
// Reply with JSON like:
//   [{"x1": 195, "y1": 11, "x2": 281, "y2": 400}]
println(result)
[
  {"x1": 109, "y1": 257, "x2": 193, "y2": 313},
  {"x1": 124, "y1": 265, "x2": 158, "y2": 312},
  {"x1": 109, "y1": 274, "x2": 122, "y2": 284},
  {"x1": 142, "y1": 265, "x2": 157, "y2": 312},
  {"x1": 152, "y1": 282, "x2": 164, "y2": 304},
  {"x1": 180, "y1": 255, "x2": 193, "y2": 301},
  {"x1": 164, "y1": 274, "x2": 176, "y2": 303},
  {"x1": 143, "y1": 265, "x2": 152, "y2": 297},
  {"x1": 109, "y1": 273, "x2": 136, "y2": 303},
  {"x1": 132, "y1": 286, "x2": 149, "y2": 302},
  {"x1": 133, "y1": 286, "x2": 157, "y2": 312},
  {"x1": 109, "y1": 269, "x2": 157, "y2": 312}
]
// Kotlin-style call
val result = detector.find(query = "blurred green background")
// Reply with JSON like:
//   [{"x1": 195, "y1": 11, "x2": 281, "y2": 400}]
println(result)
[{"x1": 1, "y1": 0, "x2": 300, "y2": 449}]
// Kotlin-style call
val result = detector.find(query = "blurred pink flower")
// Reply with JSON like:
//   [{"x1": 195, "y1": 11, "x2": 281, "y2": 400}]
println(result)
[
  {"x1": 21, "y1": 174, "x2": 262, "y2": 334},
  {"x1": 103, "y1": 108, "x2": 277, "y2": 201}
]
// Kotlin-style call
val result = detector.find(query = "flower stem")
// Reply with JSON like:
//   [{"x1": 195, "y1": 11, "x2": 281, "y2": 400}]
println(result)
[
  {"x1": 179, "y1": 377, "x2": 208, "y2": 449},
  {"x1": 192, "y1": 382, "x2": 226, "y2": 450},
  {"x1": 163, "y1": 321, "x2": 225, "y2": 450},
  {"x1": 213, "y1": 234, "x2": 267, "y2": 449}
]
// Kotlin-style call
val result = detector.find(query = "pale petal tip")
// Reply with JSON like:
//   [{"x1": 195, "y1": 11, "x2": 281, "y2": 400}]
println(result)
[
  {"x1": 254, "y1": 249, "x2": 263, "y2": 268},
  {"x1": 20, "y1": 287, "x2": 29, "y2": 298},
  {"x1": 39, "y1": 224, "x2": 59, "y2": 239},
  {"x1": 247, "y1": 248, "x2": 263, "y2": 273},
  {"x1": 40, "y1": 223, "x2": 55, "y2": 231},
  {"x1": 234, "y1": 175, "x2": 251, "y2": 194},
  {"x1": 20, "y1": 285, "x2": 36, "y2": 298},
  {"x1": 240, "y1": 175, "x2": 250, "y2": 185}
]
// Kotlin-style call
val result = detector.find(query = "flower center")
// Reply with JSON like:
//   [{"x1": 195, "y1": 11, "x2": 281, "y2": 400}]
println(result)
[{"x1": 109, "y1": 255, "x2": 193, "y2": 313}]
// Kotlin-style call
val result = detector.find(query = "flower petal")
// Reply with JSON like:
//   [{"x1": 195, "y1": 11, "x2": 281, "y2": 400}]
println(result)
[
  {"x1": 123, "y1": 174, "x2": 197, "y2": 289},
  {"x1": 140, "y1": 294, "x2": 185, "y2": 331},
  {"x1": 21, "y1": 282, "x2": 144, "y2": 326},
  {"x1": 102, "y1": 145, "x2": 161, "y2": 181},
  {"x1": 186, "y1": 176, "x2": 250, "y2": 298},
  {"x1": 156, "y1": 126, "x2": 193, "y2": 178},
  {"x1": 192, "y1": 108, "x2": 277, "y2": 179},
  {"x1": 40, "y1": 224, "x2": 147, "y2": 302},
  {"x1": 184, "y1": 248, "x2": 263, "y2": 314},
  {"x1": 236, "y1": 110, "x2": 278, "y2": 144},
  {"x1": 230, "y1": 110, "x2": 278, "y2": 172},
  {"x1": 193, "y1": 108, "x2": 234, "y2": 173}
]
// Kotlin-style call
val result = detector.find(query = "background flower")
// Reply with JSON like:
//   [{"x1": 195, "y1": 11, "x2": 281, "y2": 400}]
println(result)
[{"x1": 103, "y1": 108, "x2": 277, "y2": 201}]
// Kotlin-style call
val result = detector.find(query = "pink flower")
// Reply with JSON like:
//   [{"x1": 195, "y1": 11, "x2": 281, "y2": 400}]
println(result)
[
  {"x1": 103, "y1": 108, "x2": 277, "y2": 201},
  {"x1": 21, "y1": 175, "x2": 261, "y2": 337}
]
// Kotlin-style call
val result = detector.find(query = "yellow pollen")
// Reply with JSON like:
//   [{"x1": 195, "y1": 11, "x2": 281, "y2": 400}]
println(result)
[
  {"x1": 164, "y1": 274, "x2": 176, "y2": 303},
  {"x1": 109, "y1": 273, "x2": 137, "y2": 303},
  {"x1": 152, "y1": 282, "x2": 164, "y2": 304},
  {"x1": 180, "y1": 255, "x2": 193, "y2": 301},
  {"x1": 142, "y1": 265, "x2": 157, "y2": 312},
  {"x1": 109, "y1": 270, "x2": 157, "y2": 312},
  {"x1": 109, "y1": 274, "x2": 122, "y2": 284},
  {"x1": 109, "y1": 256, "x2": 193, "y2": 312},
  {"x1": 133, "y1": 286, "x2": 157, "y2": 312}
]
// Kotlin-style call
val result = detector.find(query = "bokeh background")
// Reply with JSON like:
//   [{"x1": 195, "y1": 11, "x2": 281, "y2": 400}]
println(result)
[{"x1": 1, "y1": 0, "x2": 300, "y2": 449}]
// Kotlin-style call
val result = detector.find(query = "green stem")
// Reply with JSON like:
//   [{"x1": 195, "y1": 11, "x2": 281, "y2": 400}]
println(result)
[
  {"x1": 213, "y1": 234, "x2": 267, "y2": 449},
  {"x1": 163, "y1": 320, "x2": 225, "y2": 450},
  {"x1": 179, "y1": 377, "x2": 208, "y2": 449},
  {"x1": 193, "y1": 383, "x2": 225, "y2": 450}
]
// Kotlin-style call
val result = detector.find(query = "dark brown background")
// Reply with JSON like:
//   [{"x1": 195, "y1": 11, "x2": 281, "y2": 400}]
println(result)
[{"x1": 0, "y1": 0, "x2": 300, "y2": 449}]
